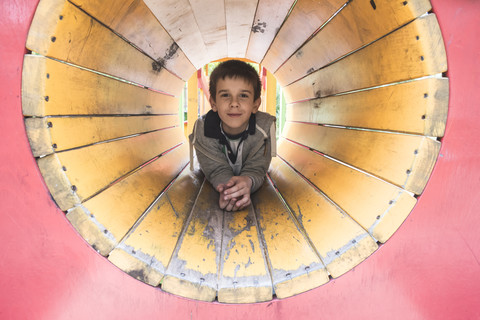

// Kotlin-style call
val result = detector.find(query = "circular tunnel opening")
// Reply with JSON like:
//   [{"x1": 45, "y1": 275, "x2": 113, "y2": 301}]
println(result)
[{"x1": 22, "y1": 0, "x2": 448, "y2": 303}]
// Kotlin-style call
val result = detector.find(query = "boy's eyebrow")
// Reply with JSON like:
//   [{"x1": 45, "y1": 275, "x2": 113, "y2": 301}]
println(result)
[{"x1": 217, "y1": 89, "x2": 253, "y2": 94}]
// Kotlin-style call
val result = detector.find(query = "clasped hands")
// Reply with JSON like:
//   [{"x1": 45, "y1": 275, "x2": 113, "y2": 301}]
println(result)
[{"x1": 216, "y1": 176, "x2": 252, "y2": 212}]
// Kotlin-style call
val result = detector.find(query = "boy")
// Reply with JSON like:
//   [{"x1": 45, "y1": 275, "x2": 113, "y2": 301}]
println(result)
[{"x1": 189, "y1": 60, "x2": 276, "y2": 211}]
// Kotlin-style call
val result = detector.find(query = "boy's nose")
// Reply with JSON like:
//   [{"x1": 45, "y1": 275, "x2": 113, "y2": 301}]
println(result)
[{"x1": 230, "y1": 97, "x2": 239, "y2": 107}]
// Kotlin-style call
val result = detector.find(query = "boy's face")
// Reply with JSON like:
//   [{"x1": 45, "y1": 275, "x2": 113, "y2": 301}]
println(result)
[{"x1": 210, "y1": 76, "x2": 261, "y2": 136}]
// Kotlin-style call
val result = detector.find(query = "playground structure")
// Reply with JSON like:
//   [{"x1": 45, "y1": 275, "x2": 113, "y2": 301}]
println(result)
[{"x1": 1, "y1": 0, "x2": 479, "y2": 319}]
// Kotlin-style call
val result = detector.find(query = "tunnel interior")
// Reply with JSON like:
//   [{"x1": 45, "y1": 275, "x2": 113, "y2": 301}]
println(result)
[{"x1": 22, "y1": 0, "x2": 448, "y2": 303}]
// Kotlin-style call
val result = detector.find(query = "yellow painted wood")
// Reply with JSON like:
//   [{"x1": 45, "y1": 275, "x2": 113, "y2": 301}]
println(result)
[
  {"x1": 225, "y1": 0, "x2": 258, "y2": 58},
  {"x1": 283, "y1": 121, "x2": 441, "y2": 195},
  {"x1": 144, "y1": 0, "x2": 209, "y2": 68},
  {"x1": 275, "y1": 0, "x2": 432, "y2": 85},
  {"x1": 37, "y1": 153, "x2": 81, "y2": 211},
  {"x1": 218, "y1": 206, "x2": 272, "y2": 303},
  {"x1": 265, "y1": 69, "x2": 277, "y2": 117},
  {"x1": 283, "y1": 14, "x2": 447, "y2": 102},
  {"x1": 69, "y1": 0, "x2": 196, "y2": 81},
  {"x1": 269, "y1": 157, "x2": 378, "y2": 278},
  {"x1": 22, "y1": 55, "x2": 179, "y2": 117},
  {"x1": 277, "y1": 139, "x2": 416, "y2": 243},
  {"x1": 108, "y1": 168, "x2": 204, "y2": 286},
  {"x1": 161, "y1": 181, "x2": 223, "y2": 301},
  {"x1": 45, "y1": 127, "x2": 184, "y2": 205},
  {"x1": 252, "y1": 180, "x2": 329, "y2": 299},
  {"x1": 26, "y1": 0, "x2": 184, "y2": 94},
  {"x1": 286, "y1": 78, "x2": 449, "y2": 137},
  {"x1": 245, "y1": 0, "x2": 296, "y2": 63},
  {"x1": 187, "y1": 73, "x2": 199, "y2": 137},
  {"x1": 261, "y1": 0, "x2": 346, "y2": 73},
  {"x1": 26, "y1": 115, "x2": 178, "y2": 157},
  {"x1": 67, "y1": 144, "x2": 189, "y2": 255}
]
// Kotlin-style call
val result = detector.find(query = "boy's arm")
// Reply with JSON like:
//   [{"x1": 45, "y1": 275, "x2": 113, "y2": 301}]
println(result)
[{"x1": 240, "y1": 131, "x2": 273, "y2": 193}]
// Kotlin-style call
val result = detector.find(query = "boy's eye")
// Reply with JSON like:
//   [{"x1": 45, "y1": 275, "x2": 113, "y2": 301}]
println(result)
[
  {"x1": 240, "y1": 93, "x2": 249, "y2": 98},
  {"x1": 220, "y1": 93, "x2": 230, "y2": 98}
]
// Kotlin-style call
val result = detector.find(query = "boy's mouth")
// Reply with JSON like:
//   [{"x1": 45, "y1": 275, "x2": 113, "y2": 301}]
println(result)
[{"x1": 227, "y1": 113, "x2": 242, "y2": 117}]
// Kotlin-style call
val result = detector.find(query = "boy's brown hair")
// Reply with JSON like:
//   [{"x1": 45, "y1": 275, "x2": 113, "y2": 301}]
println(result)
[{"x1": 209, "y1": 60, "x2": 262, "y2": 101}]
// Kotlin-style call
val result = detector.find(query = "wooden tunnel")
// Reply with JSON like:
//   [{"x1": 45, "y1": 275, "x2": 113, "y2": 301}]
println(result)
[{"x1": 22, "y1": 0, "x2": 448, "y2": 303}]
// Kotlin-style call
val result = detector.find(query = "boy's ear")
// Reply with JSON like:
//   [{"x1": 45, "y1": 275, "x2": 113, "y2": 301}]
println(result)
[
  {"x1": 252, "y1": 97, "x2": 261, "y2": 114},
  {"x1": 209, "y1": 96, "x2": 217, "y2": 112}
]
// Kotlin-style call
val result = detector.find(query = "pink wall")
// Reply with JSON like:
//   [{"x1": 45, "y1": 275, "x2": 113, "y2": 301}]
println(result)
[{"x1": 0, "y1": 0, "x2": 479, "y2": 319}]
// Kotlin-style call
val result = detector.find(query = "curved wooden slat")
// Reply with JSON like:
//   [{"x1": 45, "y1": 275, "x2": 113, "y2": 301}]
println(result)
[
  {"x1": 161, "y1": 181, "x2": 223, "y2": 301},
  {"x1": 283, "y1": 121, "x2": 441, "y2": 194},
  {"x1": 252, "y1": 180, "x2": 329, "y2": 299},
  {"x1": 275, "y1": 0, "x2": 432, "y2": 85},
  {"x1": 66, "y1": 144, "x2": 189, "y2": 255},
  {"x1": 22, "y1": 55, "x2": 179, "y2": 117},
  {"x1": 144, "y1": 0, "x2": 210, "y2": 68},
  {"x1": 261, "y1": 0, "x2": 346, "y2": 73},
  {"x1": 38, "y1": 127, "x2": 184, "y2": 209},
  {"x1": 69, "y1": 0, "x2": 196, "y2": 80},
  {"x1": 26, "y1": 0, "x2": 184, "y2": 94},
  {"x1": 286, "y1": 78, "x2": 449, "y2": 137},
  {"x1": 218, "y1": 206, "x2": 272, "y2": 303},
  {"x1": 25, "y1": 115, "x2": 178, "y2": 156},
  {"x1": 245, "y1": 0, "x2": 296, "y2": 63},
  {"x1": 107, "y1": 168, "x2": 204, "y2": 286},
  {"x1": 269, "y1": 158, "x2": 378, "y2": 278},
  {"x1": 283, "y1": 14, "x2": 447, "y2": 102},
  {"x1": 278, "y1": 139, "x2": 417, "y2": 243},
  {"x1": 225, "y1": 0, "x2": 258, "y2": 58}
]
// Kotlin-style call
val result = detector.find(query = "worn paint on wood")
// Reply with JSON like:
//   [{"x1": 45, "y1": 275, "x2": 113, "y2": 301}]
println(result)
[
  {"x1": 283, "y1": 14, "x2": 447, "y2": 102},
  {"x1": 161, "y1": 181, "x2": 223, "y2": 301},
  {"x1": 26, "y1": 0, "x2": 184, "y2": 94},
  {"x1": 21, "y1": 55, "x2": 179, "y2": 117},
  {"x1": 69, "y1": 0, "x2": 196, "y2": 80},
  {"x1": 278, "y1": 139, "x2": 416, "y2": 243},
  {"x1": 275, "y1": 0, "x2": 432, "y2": 85},
  {"x1": 269, "y1": 157, "x2": 378, "y2": 278},
  {"x1": 225, "y1": 0, "x2": 258, "y2": 58},
  {"x1": 286, "y1": 78, "x2": 449, "y2": 137},
  {"x1": 283, "y1": 121, "x2": 441, "y2": 194},
  {"x1": 252, "y1": 180, "x2": 329, "y2": 298}
]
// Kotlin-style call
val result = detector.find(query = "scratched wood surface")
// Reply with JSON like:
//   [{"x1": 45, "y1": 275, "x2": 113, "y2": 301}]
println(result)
[
  {"x1": 274, "y1": 0, "x2": 432, "y2": 85},
  {"x1": 277, "y1": 139, "x2": 417, "y2": 243},
  {"x1": 21, "y1": 55, "x2": 179, "y2": 117},
  {"x1": 26, "y1": 0, "x2": 184, "y2": 94},
  {"x1": 108, "y1": 168, "x2": 204, "y2": 286},
  {"x1": 283, "y1": 121, "x2": 441, "y2": 195},
  {"x1": 261, "y1": 0, "x2": 346, "y2": 73},
  {"x1": 67, "y1": 144, "x2": 189, "y2": 255},
  {"x1": 245, "y1": 0, "x2": 296, "y2": 63},
  {"x1": 269, "y1": 158, "x2": 378, "y2": 278},
  {"x1": 225, "y1": 0, "x2": 258, "y2": 58},
  {"x1": 252, "y1": 180, "x2": 329, "y2": 299},
  {"x1": 283, "y1": 14, "x2": 447, "y2": 102},
  {"x1": 286, "y1": 78, "x2": 449, "y2": 137},
  {"x1": 69, "y1": 0, "x2": 196, "y2": 80},
  {"x1": 38, "y1": 127, "x2": 184, "y2": 208}
]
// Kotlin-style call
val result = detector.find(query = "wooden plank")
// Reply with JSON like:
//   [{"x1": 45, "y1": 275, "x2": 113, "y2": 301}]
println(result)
[
  {"x1": 252, "y1": 180, "x2": 329, "y2": 299},
  {"x1": 286, "y1": 78, "x2": 449, "y2": 137},
  {"x1": 69, "y1": 0, "x2": 196, "y2": 80},
  {"x1": 186, "y1": 72, "x2": 199, "y2": 137},
  {"x1": 261, "y1": 0, "x2": 346, "y2": 73},
  {"x1": 283, "y1": 121, "x2": 441, "y2": 194},
  {"x1": 275, "y1": 0, "x2": 432, "y2": 85},
  {"x1": 218, "y1": 206, "x2": 272, "y2": 303},
  {"x1": 26, "y1": 0, "x2": 184, "y2": 94},
  {"x1": 161, "y1": 181, "x2": 223, "y2": 301},
  {"x1": 144, "y1": 0, "x2": 210, "y2": 69},
  {"x1": 265, "y1": 69, "x2": 277, "y2": 116},
  {"x1": 225, "y1": 0, "x2": 258, "y2": 58},
  {"x1": 108, "y1": 168, "x2": 204, "y2": 286},
  {"x1": 25, "y1": 115, "x2": 179, "y2": 157},
  {"x1": 269, "y1": 158, "x2": 378, "y2": 278},
  {"x1": 245, "y1": 0, "x2": 296, "y2": 63},
  {"x1": 38, "y1": 127, "x2": 184, "y2": 207},
  {"x1": 277, "y1": 138, "x2": 417, "y2": 243},
  {"x1": 66, "y1": 144, "x2": 189, "y2": 255},
  {"x1": 21, "y1": 55, "x2": 179, "y2": 117},
  {"x1": 283, "y1": 14, "x2": 448, "y2": 102}
]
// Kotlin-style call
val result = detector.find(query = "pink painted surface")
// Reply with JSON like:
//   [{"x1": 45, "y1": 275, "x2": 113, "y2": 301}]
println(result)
[{"x1": 0, "y1": 0, "x2": 479, "y2": 319}]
